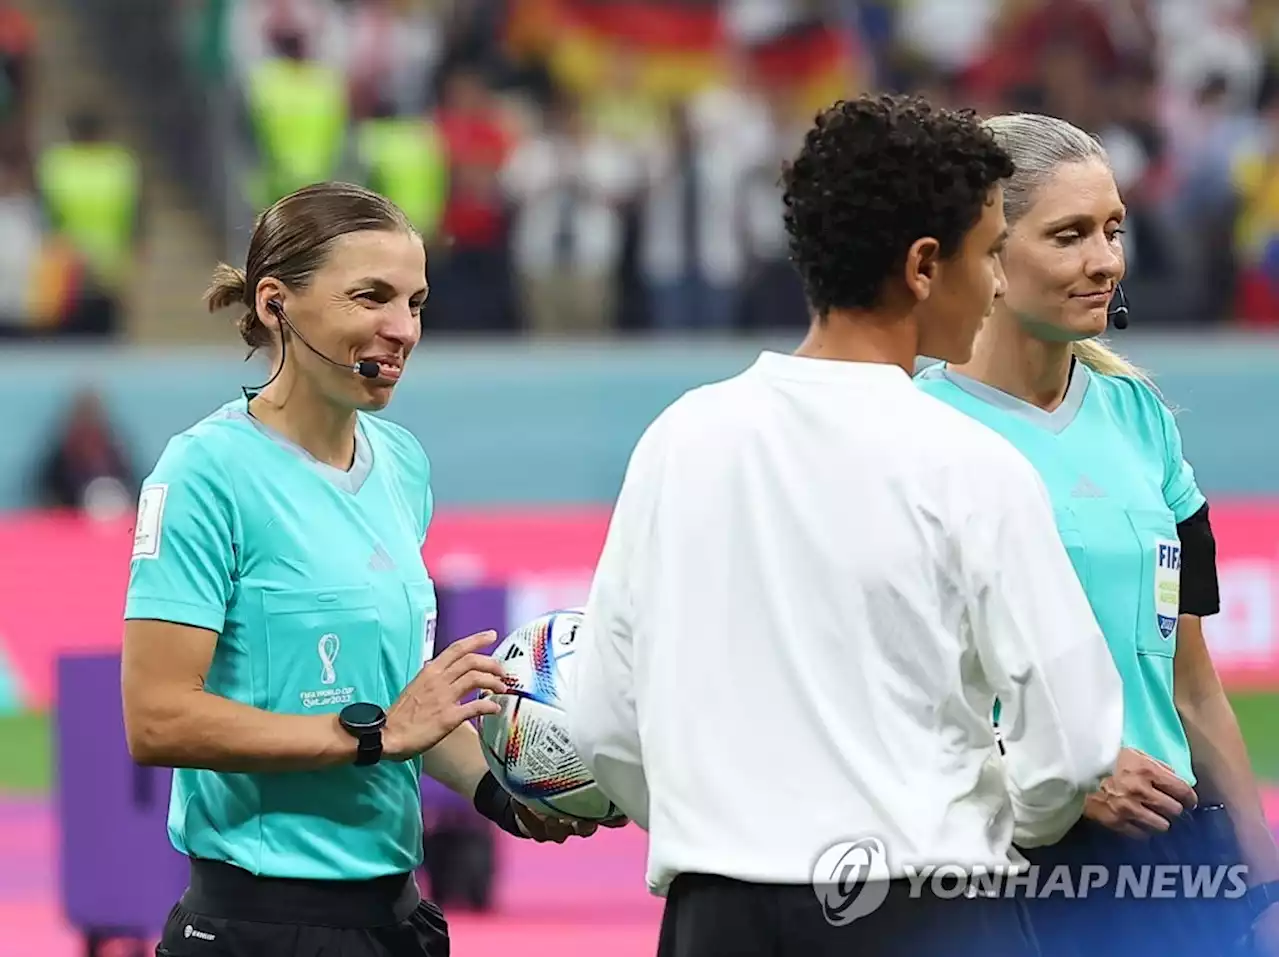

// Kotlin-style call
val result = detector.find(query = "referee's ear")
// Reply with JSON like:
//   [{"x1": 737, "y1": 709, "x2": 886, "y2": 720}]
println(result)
[
  {"x1": 253, "y1": 278, "x2": 289, "y2": 334},
  {"x1": 904, "y1": 236, "x2": 941, "y2": 302}
]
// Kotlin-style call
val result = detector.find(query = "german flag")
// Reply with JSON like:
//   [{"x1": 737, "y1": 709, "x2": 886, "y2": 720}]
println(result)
[
  {"x1": 504, "y1": 0, "x2": 863, "y2": 110},
  {"x1": 745, "y1": 17, "x2": 865, "y2": 113}
]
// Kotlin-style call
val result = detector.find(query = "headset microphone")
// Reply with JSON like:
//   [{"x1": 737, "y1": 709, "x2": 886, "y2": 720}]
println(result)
[
  {"x1": 267, "y1": 301, "x2": 384, "y2": 379},
  {"x1": 1108, "y1": 285, "x2": 1129, "y2": 331}
]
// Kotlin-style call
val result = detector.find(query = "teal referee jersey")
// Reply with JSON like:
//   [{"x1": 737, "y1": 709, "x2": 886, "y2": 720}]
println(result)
[
  {"x1": 124, "y1": 396, "x2": 438, "y2": 880},
  {"x1": 916, "y1": 360, "x2": 1203, "y2": 785}
]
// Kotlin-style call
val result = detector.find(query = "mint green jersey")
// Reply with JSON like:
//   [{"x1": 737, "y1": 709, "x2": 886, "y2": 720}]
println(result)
[
  {"x1": 124, "y1": 397, "x2": 438, "y2": 879},
  {"x1": 916, "y1": 361, "x2": 1203, "y2": 784}
]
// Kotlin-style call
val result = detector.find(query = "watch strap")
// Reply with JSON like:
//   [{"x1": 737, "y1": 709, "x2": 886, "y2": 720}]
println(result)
[{"x1": 353, "y1": 730, "x2": 382, "y2": 767}]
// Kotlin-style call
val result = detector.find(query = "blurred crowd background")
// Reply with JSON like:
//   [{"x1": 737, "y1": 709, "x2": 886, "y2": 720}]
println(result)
[
  {"x1": 0, "y1": 0, "x2": 1275, "y2": 513},
  {"x1": 0, "y1": 0, "x2": 1275, "y2": 353},
  {"x1": 0, "y1": 0, "x2": 1271, "y2": 518}
]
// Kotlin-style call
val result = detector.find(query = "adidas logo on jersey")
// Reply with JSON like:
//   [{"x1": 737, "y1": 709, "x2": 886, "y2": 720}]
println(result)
[
  {"x1": 1071, "y1": 476, "x2": 1106, "y2": 498},
  {"x1": 368, "y1": 544, "x2": 396, "y2": 571}
]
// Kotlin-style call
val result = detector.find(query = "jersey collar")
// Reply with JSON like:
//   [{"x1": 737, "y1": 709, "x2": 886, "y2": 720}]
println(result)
[
  {"x1": 225, "y1": 402, "x2": 375, "y2": 495},
  {"x1": 931, "y1": 358, "x2": 1091, "y2": 435}
]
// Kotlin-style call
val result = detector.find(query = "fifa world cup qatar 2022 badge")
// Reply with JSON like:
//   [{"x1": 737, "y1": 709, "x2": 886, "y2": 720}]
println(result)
[
  {"x1": 300, "y1": 633, "x2": 355, "y2": 709},
  {"x1": 811, "y1": 837, "x2": 892, "y2": 926},
  {"x1": 1154, "y1": 538, "x2": 1181, "y2": 641}
]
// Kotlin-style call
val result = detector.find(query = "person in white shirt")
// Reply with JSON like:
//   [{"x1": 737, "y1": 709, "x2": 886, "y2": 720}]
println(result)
[
  {"x1": 566, "y1": 93, "x2": 1125, "y2": 957},
  {"x1": 501, "y1": 93, "x2": 640, "y2": 336}
]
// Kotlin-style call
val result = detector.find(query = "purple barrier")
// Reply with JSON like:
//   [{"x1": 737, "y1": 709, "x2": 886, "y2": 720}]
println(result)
[
  {"x1": 422, "y1": 584, "x2": 507, "y2": 816},
  {"x1": 55, "y1": 584, "x2": 509, "y2": 937},
  {"x1": 436, "y1": 583, "x2": 508, "y2": 656},
  {"x1": 56, "y1": 653, "x2": 187, "y2": 935}
]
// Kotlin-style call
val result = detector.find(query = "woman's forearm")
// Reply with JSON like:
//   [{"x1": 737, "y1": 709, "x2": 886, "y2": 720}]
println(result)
[
  {"x1": 1173, "y1": 613, "x2": 1277, "y2": 885},
  {"x1": 1180, "y1": 690, "x2": 1279, "y2": 884},
  {"x1": 420, "y1": 721, "x2": 490, "y2": 800},
  {"x1": 127, "y1": 688, "x2": 359, "y2": 773}
]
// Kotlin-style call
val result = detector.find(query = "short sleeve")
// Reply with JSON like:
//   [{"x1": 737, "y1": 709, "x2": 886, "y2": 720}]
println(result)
[
  {"x1": 1151, "y1": 392, "x2": 1206, "y2": 523},
  {"x1": 123, "y1": 436, "x2": 237, "y2": 633}
]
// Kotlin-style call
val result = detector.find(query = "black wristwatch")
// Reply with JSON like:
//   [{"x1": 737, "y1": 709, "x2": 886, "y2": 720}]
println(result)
[{"x1": 339, "y1": 702, "x2": 387, "y2": 767}]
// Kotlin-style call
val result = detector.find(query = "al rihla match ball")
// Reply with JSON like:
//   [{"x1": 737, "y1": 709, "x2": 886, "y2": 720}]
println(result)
[{"x1": 477, "y1": 608, "x2": 625, "y2": 824}]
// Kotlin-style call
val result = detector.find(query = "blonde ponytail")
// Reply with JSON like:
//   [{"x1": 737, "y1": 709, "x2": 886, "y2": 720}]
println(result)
[{"x1": 1071, "y1": 338, "x2": 1159, "y2": 394}]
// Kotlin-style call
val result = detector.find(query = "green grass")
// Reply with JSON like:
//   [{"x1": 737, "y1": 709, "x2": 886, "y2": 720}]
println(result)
[
  {"x1": 0, "y1": 710, "x2": 52, "y2": 794},
  {"x1": 1230, "y1": 691, "x2": 1279, "y2": 781},
  {"x1": 0, "y1": 694, "x2": 1274, "y2": 795}
]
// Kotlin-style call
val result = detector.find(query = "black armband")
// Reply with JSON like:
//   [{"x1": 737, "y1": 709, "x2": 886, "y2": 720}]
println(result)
[
  {"x1": 473, "y1": 771, "x2": 527, "y2": 839},
  {"x1": 1177, "y1": 503, "x2": 1220, "y2": 617}
]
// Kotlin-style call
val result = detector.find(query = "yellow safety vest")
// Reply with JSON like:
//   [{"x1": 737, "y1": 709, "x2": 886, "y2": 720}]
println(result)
[
  {"x1": 37, "y1": 142, "x2": 140, "y2": 290},
  {"x1": 247, "y1": 58, "x2": 348, "y2": 206},
  {"x1": 356, "y1": 117, "x2": 448, "y2": 238}
]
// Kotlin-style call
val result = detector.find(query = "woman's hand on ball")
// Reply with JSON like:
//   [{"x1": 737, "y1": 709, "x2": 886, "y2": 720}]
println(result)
[
  {"x1": 512, "y1": 802, "x2": 600, "y2": 842},
  {"x1": 383, "y1": 632, "x2": 507, "y2": 761}
]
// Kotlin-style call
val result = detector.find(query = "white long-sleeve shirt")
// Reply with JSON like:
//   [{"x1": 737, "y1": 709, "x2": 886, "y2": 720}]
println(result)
[{"x1": 566, "y1": 352, "x2": 1123, "y2": 897}]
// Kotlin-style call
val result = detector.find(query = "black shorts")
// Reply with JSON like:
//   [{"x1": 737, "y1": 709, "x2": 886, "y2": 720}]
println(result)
[
  {"x1": 155, "y1": 858, "x2": 449, "y2": 957},
  {"x1": 656, "y1": 872, "x2": 1039, "y2": 957},
  {"x1": 1017, "y1": 805, "x2": 1256, "y2": 957}
]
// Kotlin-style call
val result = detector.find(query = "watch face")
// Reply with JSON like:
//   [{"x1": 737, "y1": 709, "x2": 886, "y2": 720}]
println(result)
[{"x1": 341, "y1": 702, "x2": 385, "y2": 730}]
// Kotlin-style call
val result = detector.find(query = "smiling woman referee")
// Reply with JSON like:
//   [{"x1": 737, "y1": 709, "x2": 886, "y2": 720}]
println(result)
[
  {"x1": 917, "y1": 114, "x2": 1278, "y2": 957},
  {"x1": 121, "y1": 183, "x2": 590, "y2": 957}
]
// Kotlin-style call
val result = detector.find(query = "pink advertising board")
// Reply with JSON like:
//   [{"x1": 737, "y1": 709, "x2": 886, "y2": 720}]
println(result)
[{"x1": 0, "y1": 502, "x2": 1275, "y2": 710}]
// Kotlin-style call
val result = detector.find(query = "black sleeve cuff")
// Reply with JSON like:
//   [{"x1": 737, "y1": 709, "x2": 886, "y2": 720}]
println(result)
[
  {"x1": 1177, "y1": 503, "x2": 1220, "y2": 617},
  {"x1": 473, "y1": 771, "x2": 527, "y2": 839}
]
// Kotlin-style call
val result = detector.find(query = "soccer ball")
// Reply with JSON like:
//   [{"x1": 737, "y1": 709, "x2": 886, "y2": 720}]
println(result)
[{"x1": 477, "y1": 609, "x2": 625, "y2": 825}]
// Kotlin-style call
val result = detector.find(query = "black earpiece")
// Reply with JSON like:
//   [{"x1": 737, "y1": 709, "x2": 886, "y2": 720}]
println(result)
[{"x1": 1108, "y1": 285, "x2": 1129, "y2": 331}]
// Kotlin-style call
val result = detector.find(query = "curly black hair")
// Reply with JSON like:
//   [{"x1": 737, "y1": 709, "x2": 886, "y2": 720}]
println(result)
[{"x1": 782, "y1": 94, "x2": 1014, "y2": 317}]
